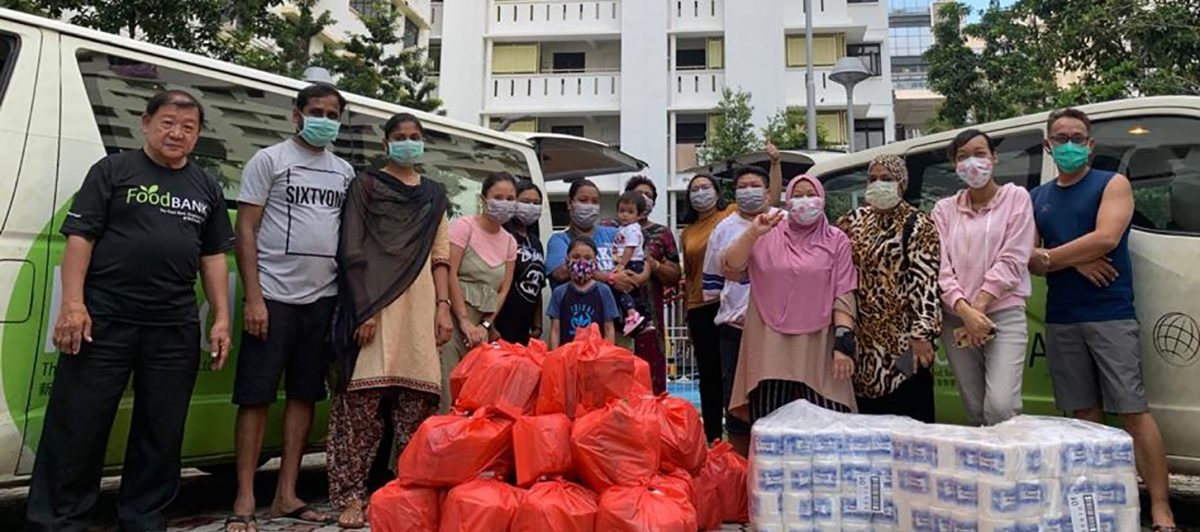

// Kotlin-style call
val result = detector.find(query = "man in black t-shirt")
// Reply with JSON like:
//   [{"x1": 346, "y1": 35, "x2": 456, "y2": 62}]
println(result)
[{"x1": 27, "y1": 90, "x2": 235, "y2": 532}]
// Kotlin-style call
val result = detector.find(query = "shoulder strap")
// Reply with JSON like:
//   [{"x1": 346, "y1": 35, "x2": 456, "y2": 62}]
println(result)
[{"x1": 900, "y1": 210, "x2": 919, "y2": 272}]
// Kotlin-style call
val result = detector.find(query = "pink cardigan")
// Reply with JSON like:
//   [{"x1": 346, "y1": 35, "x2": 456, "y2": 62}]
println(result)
[{"x1": 931, "y1": 183, "x2": 1035, "y2": 316}]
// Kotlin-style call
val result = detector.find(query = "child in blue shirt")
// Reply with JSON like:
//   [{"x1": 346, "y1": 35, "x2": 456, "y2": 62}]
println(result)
[{"x1": 548, "y1": 236, "x2": 619, "y2": 348}]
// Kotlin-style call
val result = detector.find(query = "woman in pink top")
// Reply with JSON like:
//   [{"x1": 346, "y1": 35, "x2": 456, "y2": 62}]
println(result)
[{"x1": 932, "y1": 129, "x2": 1036, "y2": 426}]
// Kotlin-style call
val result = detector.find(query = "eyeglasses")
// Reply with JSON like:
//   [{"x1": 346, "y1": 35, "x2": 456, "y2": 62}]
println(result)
[{"x1": 1048, "y1": 135, "x2": 1089, "y2": 146}]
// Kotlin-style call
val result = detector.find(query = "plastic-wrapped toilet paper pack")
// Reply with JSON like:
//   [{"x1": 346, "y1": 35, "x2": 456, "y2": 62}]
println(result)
[{"x1": 750, "y1": 400, "x2": 1141, "y2": 532}]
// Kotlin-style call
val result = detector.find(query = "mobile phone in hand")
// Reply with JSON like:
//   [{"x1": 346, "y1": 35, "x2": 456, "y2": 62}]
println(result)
[
  {"x1": 896, "y1": 350, "x2": 916, "y2": 377},
  {"x1": 953, "y1": 326, "x2": 996, "y2": 348}
]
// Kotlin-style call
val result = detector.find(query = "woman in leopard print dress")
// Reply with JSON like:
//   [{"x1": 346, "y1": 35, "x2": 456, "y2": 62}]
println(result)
[{"x1": 835, "y1": 154, "x2": 942, "y2": 422}]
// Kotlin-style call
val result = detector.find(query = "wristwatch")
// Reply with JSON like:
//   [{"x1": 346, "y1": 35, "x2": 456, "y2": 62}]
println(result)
[{"x1": 480, "y1": 319, "x2": 493, "y2": 330}]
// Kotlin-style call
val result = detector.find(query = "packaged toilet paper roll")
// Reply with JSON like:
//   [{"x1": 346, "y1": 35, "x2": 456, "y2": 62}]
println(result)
[
  {"x1": 811, "y1": 432, "x2": 845, "y2": 459},
  {"x1": 843, "y1": 429, "x2": 874, "y2": 458},
  {"x1": 1060, "y1": 441, "x2": 1091, "y2": 475},
  {"x1": 781, "y1": 492, "x2": 812, "y2": 528},
  {"x1": 755, "y1": 461, "x2": 786, "y2": 492},
  {"x1": 839, "y1": 459, "x2": 873, "y2": 489},
  {"x1": 751, "y1": 490, "x2": 784, "y2": 520},
  {"x1": 896, "y1": 467, "x2": 934, "y2": 500},
  {"x1": 955, "y1": 474, "x2": 980, "y2": 509},
  {"x1": 980, "y1": 479, "x2": 1022, "y2": 519},
  {"x1": 755, "y1": 429, "x2": 785, "y2": 459},
  {"x1": 1015, "y1": 479, "x2": 1052, "y2": 517},
  {"x1": 931, "y1": 508, "x2": 955, "y2": 532},
  {"x1": 840, "y1": 495, "x2": 873, "y2": 526},
  {"x1": 976, "y1": 439, "x2": 1021, "y2": 479},
  {"x1": 810, "y1": 493, "x2": 839, "y2": 526},
  {"x1": 979, "y1": 517, "x2": 1020, "y2": 532},
  {"x1": 811, "y1": 459, "x2": 840, "y2": 493},
  {"x1": 1092, "y1": 473, "x2": 1139, "y2": 508},
  {"x1": 1117, "y1": 507, "x2": 1141, "y2": 532},
  {"x1": 871, "y1": 431, "x2": 894, "y2": 459},
  {"x1": 1089, "y1": 437, "x2": 1135, "y2": 473},
  {"x1": 783, "y1": 433, "x2": 813, "y2": 459},
  {"x1": 784, "y1": 460, "x2": 812, "y2": 492},
  {"x1": 953, "y1": 509, "x2": 979, "y2": 532}
]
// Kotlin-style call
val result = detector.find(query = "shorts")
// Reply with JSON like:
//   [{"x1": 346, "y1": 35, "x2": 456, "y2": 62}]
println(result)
[
  {"x1": 233, "y1": 296, "x2": 336, "y2": 406},
  {"x1": 1045, "y1": 319, "x2": 1148, "y2": 414}
]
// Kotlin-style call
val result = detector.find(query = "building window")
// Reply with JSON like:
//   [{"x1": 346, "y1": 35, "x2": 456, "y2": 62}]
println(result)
[
  {"x1": 676, "y1": 122, "x2": 708, "y2": 144},
  {"x1": 888, "y1": 26, "x2": 933, "y2": 57},
  {"x1": 846, "y1": 43, "x2": 882, "y2": 77},
  {"x1": 1091, "y1": 115, "x2": 1200, "y2": 233},
  {"x1": 0, "y1": 34, "x2": 16, "y2": 104},
  {"x1": 786, "y1": 34, "x2": 846, "y2": 68},
  {"x1": 848, "y1": 0, "x2": 879, "y2": 3},
  {"x1": 429, "y1": 44, "x2": 441, "y2": 75},
  {"x1": 676, "y1": 48, "x2": 706, "y2": 70},
  {"x1": 402, "y1": 16, "x2": 420, "y2": 48},
  {"x1": 891, "y1": 0, "x2": 931, "y2": 14},
  {"x1": 550, "y1": 125, "x2": 585, "y2": 137},
  {"x1": 552, "y1": 52, "x2": 586, "y2": 72},
  {"x1": 492, "y1": 43, "x2": 539, "y2": 74},
  {"x1": 853, "y1": 119, "x2": 886, "y2": 150},
  {"x1": 350, "y1": 0, "x2": 378, "y2": 17}
]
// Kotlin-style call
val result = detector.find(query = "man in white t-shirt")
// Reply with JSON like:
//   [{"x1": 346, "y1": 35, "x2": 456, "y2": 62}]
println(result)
[
  {"x1": 228, "y1": 84, "x2": 355, "y2": 529},
  {"x1": 701, "y1": 166, "x2": 782, "y2": 449}
]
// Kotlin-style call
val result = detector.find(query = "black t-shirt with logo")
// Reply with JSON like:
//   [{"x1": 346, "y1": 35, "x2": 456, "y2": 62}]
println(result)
[
  {"x1": 61, "y1": 150, "x2": 236, "y2": 325},
  {"x1": 494, "y1": 230, "x2": 546, "y2": 343}
]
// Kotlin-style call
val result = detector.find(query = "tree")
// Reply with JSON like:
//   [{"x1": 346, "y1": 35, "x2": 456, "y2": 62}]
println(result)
[
  {"x1": 16, "y1": 0, "x2": 281, "y2": 56},
  {"x1": 698, "y1": 87, "x2": 759, "y2": 166},
  {"x1": 217, "y1": 0, "x2": 335, "y2": 79},
  {"x1": 762, "y1": 107, "x2": 831, "y2": 151},
  {"x1": 925, "y1": 2, "x2": 982, "y2": 127},
  {"x1": 321, "y1": 2, "x2": 442, "y2": 112}
]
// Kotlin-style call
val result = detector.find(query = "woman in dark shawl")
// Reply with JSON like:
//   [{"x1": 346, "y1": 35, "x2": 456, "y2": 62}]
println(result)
[{"x1": 327, "y1": 113, "x2": 454, "y2": 529}]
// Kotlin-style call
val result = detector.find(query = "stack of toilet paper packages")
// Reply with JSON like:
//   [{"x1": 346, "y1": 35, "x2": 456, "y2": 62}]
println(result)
[{"x1": 749, "y1": 400, "x2": 1140, "y2": 532}]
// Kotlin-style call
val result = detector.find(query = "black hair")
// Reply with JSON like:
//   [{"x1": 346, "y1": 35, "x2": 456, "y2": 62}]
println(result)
[
  {"x1": 733, "y1": 166, "x2": 769, "y2": 187},
  {"x1": 384, "y1": 112, "x2": 426, "y2": 137},
  {"x1": 623, "y1": 175, "x2": 657, "y2": 200},
  {"x1": 567, "y1": 178, "x2": 600, "y2": 201},
  {"x1": 481, "y1": 171, "x2": 518, "y2": 196},
  {"x1": 515, "y1": 179, "x2": 543, "y2": 201},
  {"x1": 295, "y1": 84, "x2": 346, "y2": 114},
  {"x1": 679, "y1": 174, "x2": 728, "y2": 225},
  {"x1": 505, "y1": 179, "x2": 544, "y2": 235},
  {"x1": 568, "y1": 236, "x2": 598, "y2": 256},
  {"x1": 617, "y1": 190, "x2": 649, "y2": 216},
  {"x1": 947, "y1": 128, "x2": 996, "y2": 160},
  {"x1": 145, "y1": 90, "x2": 204, "y2": 126},
  {"x1": 1047, "y1": 108, "x2": 1092, "y2": 134}
]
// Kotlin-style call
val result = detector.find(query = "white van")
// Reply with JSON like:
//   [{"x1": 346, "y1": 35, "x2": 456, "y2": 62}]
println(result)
[
  {"x1": 808, "y1": 96, "x2": 1200, "y2": 474},
  {"x1": 0, "y1": 8, "x2": 643, "y2": 483}
]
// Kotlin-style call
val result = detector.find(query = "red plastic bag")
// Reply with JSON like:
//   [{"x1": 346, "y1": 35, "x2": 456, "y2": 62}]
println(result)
[
  {"x1": 692, "y1": 463, "x2": 723, "y2": 530},
  {"x1": 440, "y1": 476, "x2": 524, "y2": 532},
  {"x1": 511, "y1": 479, "x2": 598, "y2": 532},
  {"x1": 575, "y1": 336, "x2": 651, "y2": 415},
  {"x1": 513, "y1": 414, "x2": 573, "y2": 486},
  {"x1": 705, "y1": 441, "x2": 749, "y2": 523},
  {"x1": 367, "y1": 480, "x2": 439, "y2": 532},
  {"x1": 656, "y1": 394, "x2": 706, "y2": 474},
  {"x1": 397, "y1": 406, "x2": 515, "y2": 487},
  {"x1": 571, "y1": 397, "x2": 661, "y2": 492},
  {"x1": 456, "y1": 345, "x2": 542, "y2": 414},
  {"x1": 535, "y1": 339, "x2": 585, "y2": 418},
  {"x1": 449, "y1": 344, "x2": 505, "y2": 401},
  {"x1": 595, "y1": 476, "x2": 699, "y2": 532}
]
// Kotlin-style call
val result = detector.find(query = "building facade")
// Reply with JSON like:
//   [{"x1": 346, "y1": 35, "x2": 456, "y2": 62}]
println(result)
[{"x1": 431, "y1": 0, "x2": 895, "y2": 226}]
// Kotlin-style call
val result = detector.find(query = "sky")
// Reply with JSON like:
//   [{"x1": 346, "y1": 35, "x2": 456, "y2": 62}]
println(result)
[{"x1": 960, "y1": 0, "x2": 1015, "y2": 19}]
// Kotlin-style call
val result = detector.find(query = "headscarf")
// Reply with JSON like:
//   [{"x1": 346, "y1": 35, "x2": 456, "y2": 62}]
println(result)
[
  {"x1": 748, "y1": 175, "x2": 858, "y2": 335},
  {"x1": 330, "y1": 169, "x2": 449, "y2": 390},
  {"x1": 868, "y1": 154, "x2": 909, "y2": 192}
]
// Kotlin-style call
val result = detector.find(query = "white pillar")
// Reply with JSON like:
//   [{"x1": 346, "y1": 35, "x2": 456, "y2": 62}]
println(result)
[
  {"x1": 620, "y1": 0, "x2": 671, "y2": 224},
  {"x1": 439, "y1": 1, "x2": 487, "y2": 124}
]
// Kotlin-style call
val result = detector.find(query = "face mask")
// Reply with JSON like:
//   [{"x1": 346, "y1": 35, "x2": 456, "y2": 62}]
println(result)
[
  {"x1": 865, "y1": 181, "x2": 902, "y2": 210},
  {"x1": 299, "y1": 116, "x2": 340, "y2": 148},
  {"x1": 789, "y1": 196, "x2": 825, "y2": 226},
  {"x1": 570, "y1": 259, "x2": 596, "y2": 284},
  {"x1": 736, "y1": 187, "x2": 767, "y2": 214},
  {"x1": 484, "y1": 199, "x2": 516, "y2": 225},
  {"x1": 388, "y1": 140, "x2": 425, "y2": 166},
  {"x1": 642, "y1": 194, "x2": 655, "y2": 216},
  {"x1": 1052, "y1": 142, "x2": 1090, "y2": 173},
  {"x1": 571, "y1": 202, "x2": 600, "y2": 229},
  {"x1": 514, "y1": 202, "x2": 541, "y2": 226},
  {"x1": 689, "y1": 187, "x2": 717, "y2": 211},
  {"x1": 956, "y1": 156, "x2": 994, "y2": 189}
]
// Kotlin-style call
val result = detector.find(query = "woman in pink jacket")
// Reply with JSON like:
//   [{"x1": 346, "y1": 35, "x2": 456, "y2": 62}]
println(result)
[{"x1": 932, "y1": 129, "x2": 1036, "y2": 426}]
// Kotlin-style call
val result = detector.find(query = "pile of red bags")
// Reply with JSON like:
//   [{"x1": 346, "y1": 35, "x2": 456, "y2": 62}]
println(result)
[{"x1": 367, "y1": 325, "x2": 749, "y2": 531}]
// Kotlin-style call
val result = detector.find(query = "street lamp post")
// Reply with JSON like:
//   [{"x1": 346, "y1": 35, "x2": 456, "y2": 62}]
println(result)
[
  {"x1": 830, "y1": 57, "x2": 871, "y2": 153},
  {"x1": 804, "y1": 0, "x2": 817, "y2": 150}
]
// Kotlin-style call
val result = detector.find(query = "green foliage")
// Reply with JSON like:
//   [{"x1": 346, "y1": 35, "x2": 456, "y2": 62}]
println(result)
[
  {"x1": 926, "y1": 0, "x2": 1200, "y2": 129},
  {"x1": 321, "y1": 2, "x2": 441, "y2": 112},
  {"x1": 698, "y1": 87, "x2": 760, "y2": 166},
  {"x1": 762, "y1": 107, "x2": 832, "y2": 151},
  {"x1": 217, "y1": 0, "x2": 335, "y2": 79}
]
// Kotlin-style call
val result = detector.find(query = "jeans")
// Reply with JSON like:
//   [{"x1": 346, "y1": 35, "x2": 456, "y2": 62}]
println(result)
[{"x1": 27, "y1": 317, "x2": 200, "y2": 532}]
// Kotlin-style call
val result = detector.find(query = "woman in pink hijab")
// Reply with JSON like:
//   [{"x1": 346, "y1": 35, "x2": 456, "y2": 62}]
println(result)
[{"x1": 722, "y1": 174, "x2": 860, "y2": 422}]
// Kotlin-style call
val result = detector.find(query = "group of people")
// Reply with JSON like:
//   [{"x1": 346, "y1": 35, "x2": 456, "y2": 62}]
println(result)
[
  {"x1": 23, "y1": 79, "x2": 1177, "y2": 532},
  {"x1": 681, "y1": 108, "x2": 1175, "y2": 530}
]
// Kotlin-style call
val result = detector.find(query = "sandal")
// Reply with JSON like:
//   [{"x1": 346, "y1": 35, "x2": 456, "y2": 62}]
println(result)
[
  {"x1": 1152, "y1": 526, "x2": 1181, "y2": 532},
  {"x1": 273, "y1": 504, "x2": 331, "y2": 524},
  {"x1": 337, "y1": 500, "x2": 366, "y2": 530},
  {"x1": 224, "y1": 514, "x2": 258, "y2": 532}
]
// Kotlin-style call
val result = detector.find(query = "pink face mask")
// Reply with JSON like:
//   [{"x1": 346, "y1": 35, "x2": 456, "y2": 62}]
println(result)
[{"x1": 956, "y1": 156, "x2": 994, "y2": 189}]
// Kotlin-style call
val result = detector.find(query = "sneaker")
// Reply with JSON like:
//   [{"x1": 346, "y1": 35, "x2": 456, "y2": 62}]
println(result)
[{"x1": 623, "y1": 312, "x2": 646, "y2": 336}]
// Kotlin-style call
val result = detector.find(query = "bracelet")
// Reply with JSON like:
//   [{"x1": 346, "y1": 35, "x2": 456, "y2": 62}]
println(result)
[
  {"x1": 1039, "y1": 249, "x2": 1052, "y2": 270},
  {"x1": 437, "y1": 299, "x2": 451, "y2": 307}
]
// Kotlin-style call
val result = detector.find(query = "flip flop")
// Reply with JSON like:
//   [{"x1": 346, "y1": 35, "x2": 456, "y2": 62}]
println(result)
[
  {"x1": 1152, "y1": 526, "x2": 1181, "y2": 532},
  {"x1": 276, "y1": 505, "x2": 331, "y2": 524},
  {"x1": 224, "y1": 514, "x2": 257, "y2": 532}
]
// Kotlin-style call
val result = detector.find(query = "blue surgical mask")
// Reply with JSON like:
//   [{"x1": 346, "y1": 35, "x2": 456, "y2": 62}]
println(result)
[
  {"x1": 299, "y1": 116, "x2": 341, "y2": 148},
  {"x1": 388, "y1": 140, "x2": 425, "y2": 166}
]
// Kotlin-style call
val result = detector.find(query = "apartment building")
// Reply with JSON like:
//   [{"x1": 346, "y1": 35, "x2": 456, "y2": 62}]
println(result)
[
  {"x1": 891, "y1": 0, "x2": 942, "y2": 141},
  {"x1": 278, "y1": 0, "x2": 434, "y2": 55},
  {"x1": 431, "y1": 0, "x2": 895, "y2": 227}
]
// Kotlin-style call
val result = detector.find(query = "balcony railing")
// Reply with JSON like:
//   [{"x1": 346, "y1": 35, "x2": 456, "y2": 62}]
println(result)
[
  {"x1": 488, "y1": 71, "x2": 621, "y2": 113},
  {"x1": 782, "y1": 67, "x2": 892, "y2": 107},
  {"x1": 671, "y1": 0, "x2": 723, "y2": 32},
  {"x1": 673, "y1": 69, "x2": 724, "y2": 109},
  {"x1": 490, "y1": 0, "x2": 621, "y2": 36}
]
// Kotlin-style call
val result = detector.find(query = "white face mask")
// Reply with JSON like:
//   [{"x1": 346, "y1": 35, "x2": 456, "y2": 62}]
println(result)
[
  {"x1": 513, "y1": 202, "x2": 541, "y2": 226},
  {"x1": 956, "y1": 156, "x2": 994, "y2": 189},
  {"x1": 689, "y1": 187, "x2": 718, "y2": 211},
  {"x1": 864, "y1": 180, "x2": 902, "y2": 210},
  {"x1": 789, "y1": 196, "x2": 825, "y2": 226}
]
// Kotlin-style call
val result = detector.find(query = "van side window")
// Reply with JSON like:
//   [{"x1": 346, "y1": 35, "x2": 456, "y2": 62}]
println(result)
[
  {"x1": 0, "y1": 34, "x2": 17, "y2": 103},
  {"x1": 905, "y1": 130, "x2": 1044, "y2": 212},
  {"x1": 1091, "y1": 115, "x2": 1200, "y2": 234},
  {"x1": 75, "y1": 49, "x2": 296, "y2": 203},
  {"x1": 822, "y1": 164, "x2": 871, "y2": 220}
]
